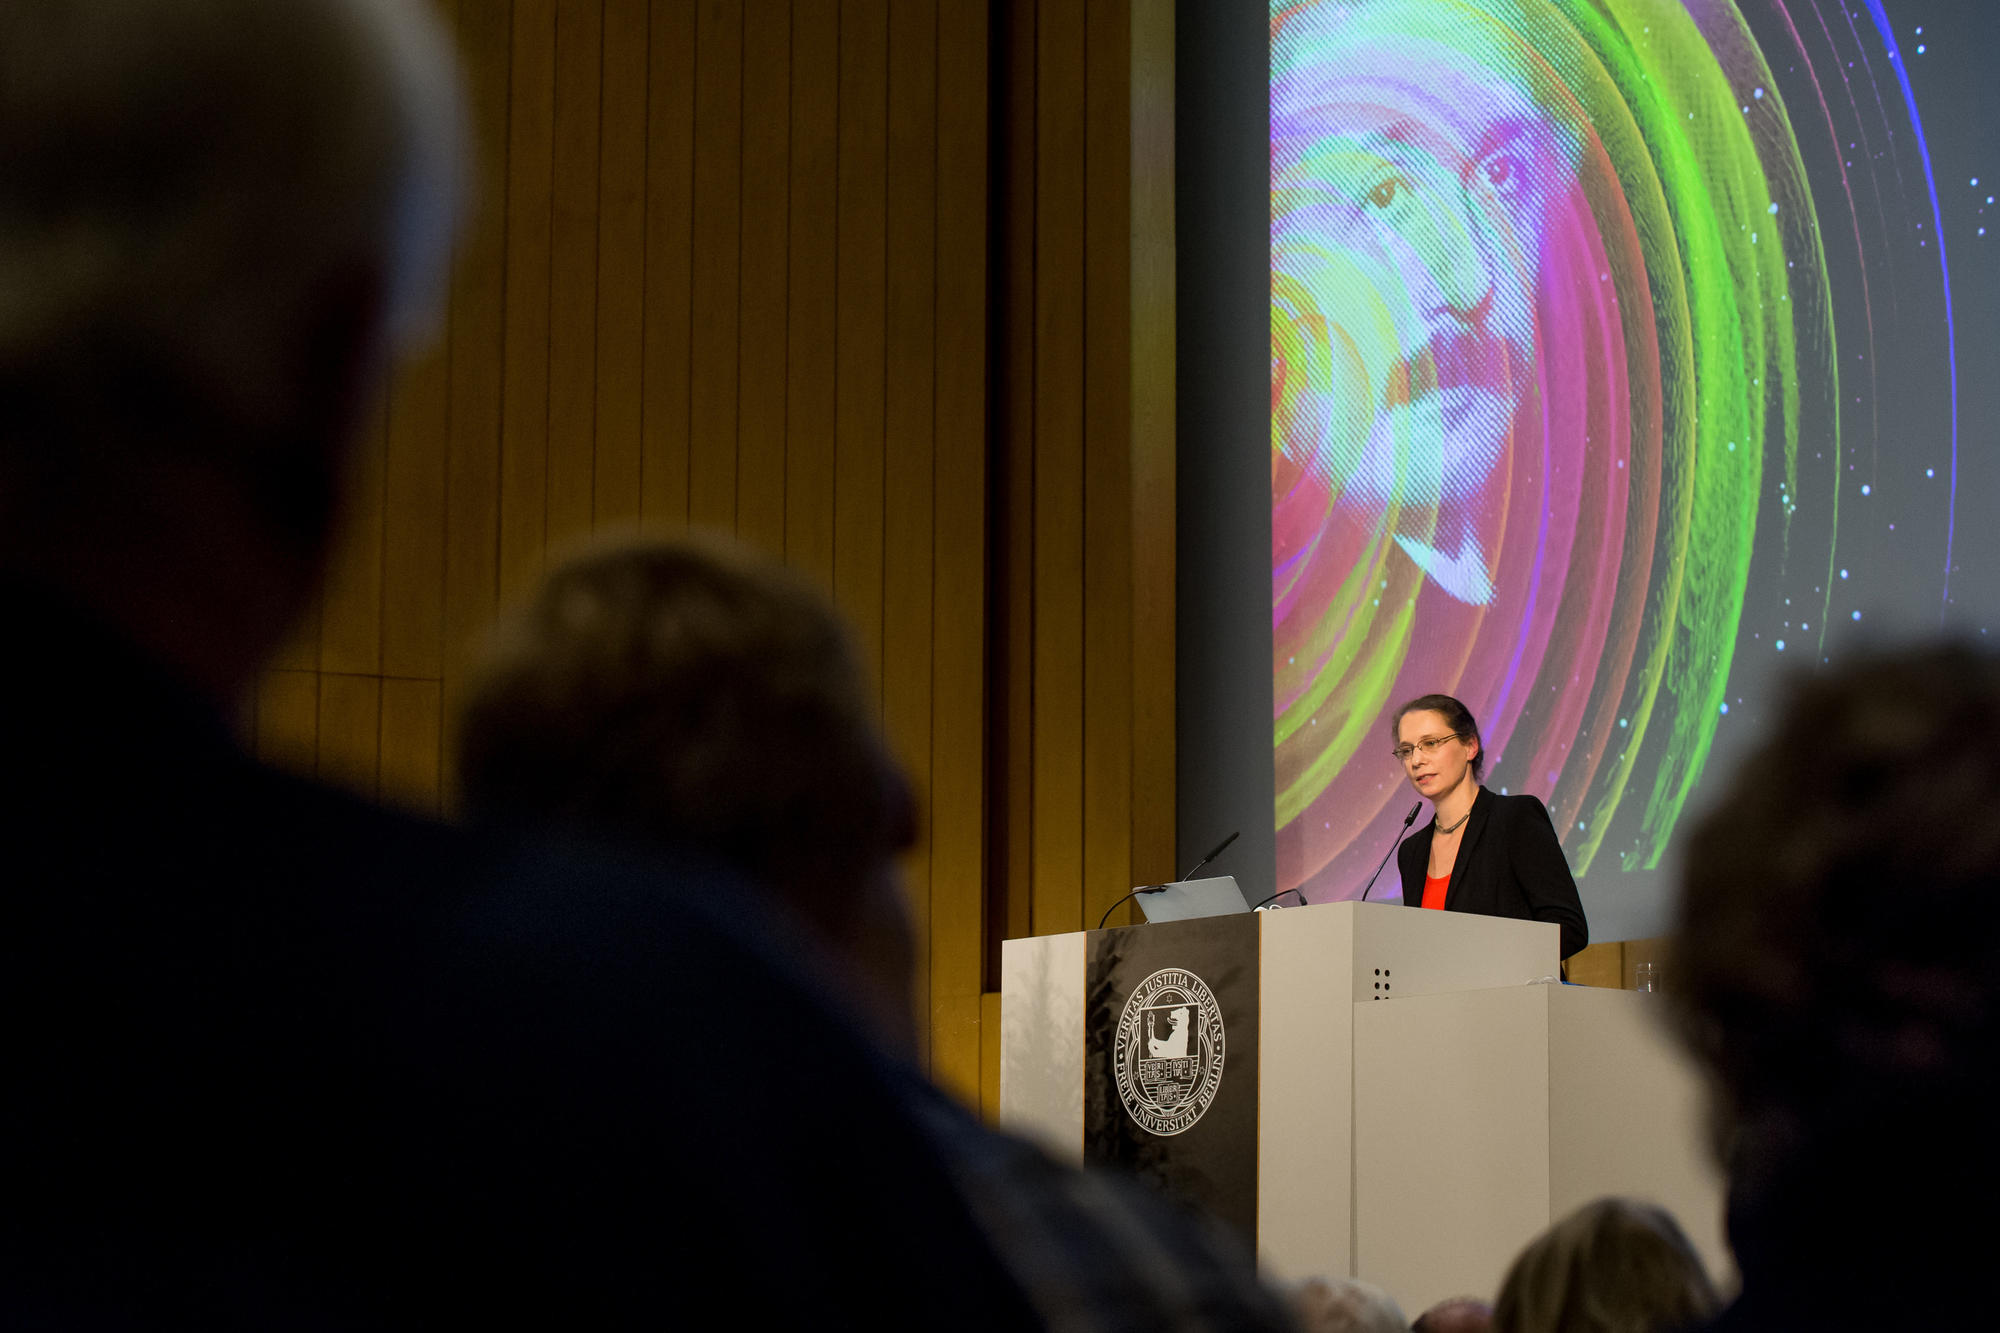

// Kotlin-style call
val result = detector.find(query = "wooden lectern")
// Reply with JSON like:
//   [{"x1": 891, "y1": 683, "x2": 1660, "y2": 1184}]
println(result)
[{"x1": 999, "y1": 901, "x2": 1728, "y2": 1313}]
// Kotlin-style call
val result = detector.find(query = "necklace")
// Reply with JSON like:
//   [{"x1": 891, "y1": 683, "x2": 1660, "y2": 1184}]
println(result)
[{"x1": 1435, "y1": 808, "x2": 1472, "y2": 837}]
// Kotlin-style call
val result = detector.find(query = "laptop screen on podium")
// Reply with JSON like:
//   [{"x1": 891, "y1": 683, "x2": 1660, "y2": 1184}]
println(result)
[{"x1": 1135, "y1": 876, "x2": 1253, "y2": 924}]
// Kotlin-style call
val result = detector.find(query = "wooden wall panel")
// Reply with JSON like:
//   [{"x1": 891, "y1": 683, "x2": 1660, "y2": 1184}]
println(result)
[
  {"x1": 1030, "y1": 0, "x2": 1087, "y2": 939},
  {"x1": 736, "y1": 5, "x2": 792, "y2": 554},
  {"x1": 1559, "y1": 938, "x2": 1670, "y2": 990},
  {"x1": 321, "y1": 400, "x2": 388, "y2": 675},
  {"x1": 1081, "y1": 0, "x2": 1134, "y2": 935},
  {"x1": 499, "y1": 0, "x2": 557, "y2": 601},
  {"x1": 979, "y1": 990, "x2": 1003, "y2": 1125},
  {"x1": 784, "y1": 0, "x2": 839, "y2": 588},
  {"x1": 833, "y1": 0, "x2": 888, "y2": 685},
  {"x1": 547, "y1": 0, "x2": 604, "y2": 551},
  {"x1": 640, "y1": 0, "x2": 695, "y2": 530},
  {"x1": 592, "y1": 0, "x2": 648, "y2": 529},
  {"x1": 1566, "y1": 941, "x2": 1624, "y2": 989},
  {"x1": 884, "y1": 0, "x2": 939, "y2": 1068},
  {"x1": 687, "y1": 0, "x2": 743, "y2": 532},
  {"x1": 380, "y1": 679, "x2": 445, "y2": 816},
  {"x1": 317, "y1": 674, "x2": 383, "y2": 798},
  {"x1": 991, "y1": 0, "x2": 1037, "y2": 957},
  {"x1": 983, "y1": 0, "x2": 1176, "y2": 958},
  {"x1": 384, "y1": 342, "x2": 450, "y2": 680},
  {"x1": 256, "y1": 0, "x2": 1179, "y2": 1106},
  {"x1": 270, "y1": 600, "x2": 322, "y2": 673},
  {"x1": 442, "y1": 0, "x2": 510, "y2": 693},
  {"x1": 256, "y1": 670, "x2": 319, "y2": 774},
  {"x1": 928, "y1": 0, "x2": 991, "y2": 1097}
]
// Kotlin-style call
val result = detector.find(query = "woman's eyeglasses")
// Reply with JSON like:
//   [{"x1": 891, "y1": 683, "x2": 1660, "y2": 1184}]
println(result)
[{"x1": 1391, "y1": 734, "x2": 1463, "y2": 764}]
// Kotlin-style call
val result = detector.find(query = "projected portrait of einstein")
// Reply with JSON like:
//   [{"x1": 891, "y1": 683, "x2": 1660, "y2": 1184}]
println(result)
[
  {"x1": 1273, "y1": 0, "x2": 1586, "y2": 606},
  {"x1": 1273, "y1": 0, "x2": 1837, "y2": 902}
]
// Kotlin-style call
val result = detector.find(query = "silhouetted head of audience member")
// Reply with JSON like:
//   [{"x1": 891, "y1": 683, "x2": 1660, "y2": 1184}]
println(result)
[
  {"x1": 1672, "y1": 642, "x2": 2000, "y2": 1318},
  {"x1": 1292, "y1": 1275, "x2": 1409, "y2": 1333},
  {"x1": 0, "y1": 0, "x2": 459, "y2": 700},
  {"x1": 458, "y1": 535, "x2": 921, "y2": 1049},
  {"x1": 1492, "y1": 1197, "x2": 1717, "y2": 1333},
  {"x1": 1414, "y1": 1296, "x2": 1494, "y2": 1333}
]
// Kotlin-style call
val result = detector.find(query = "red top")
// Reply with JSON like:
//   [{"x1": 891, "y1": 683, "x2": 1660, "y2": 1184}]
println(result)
[{"x1": 1421, "y1": 873, "x2": 1451, "y2": 911}]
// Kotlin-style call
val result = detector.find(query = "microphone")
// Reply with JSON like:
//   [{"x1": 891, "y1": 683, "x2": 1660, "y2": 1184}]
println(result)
[
  {"x1": 1179, "y1": 831, "x2": 1239, "y2": 883},
  {"x1": 1246, "y1": 883, "x2": 1305, "y2": 912},
  {"x1": 1094, "y1": 831, "x2": 1241, "y2": 931},
  {"x1": 1358, "y1": 804, "x2": 1423, "y2": 902}
]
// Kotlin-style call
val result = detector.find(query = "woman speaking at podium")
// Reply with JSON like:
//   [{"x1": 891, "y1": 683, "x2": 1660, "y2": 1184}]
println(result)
[{"x1": 1390, "y1": 694, "x2": 1588, "y2": 959}]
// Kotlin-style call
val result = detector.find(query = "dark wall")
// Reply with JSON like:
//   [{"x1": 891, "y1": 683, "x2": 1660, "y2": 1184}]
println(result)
[{"x1": 1176, "y1": 2, "x2": 1274, "y2": 900}]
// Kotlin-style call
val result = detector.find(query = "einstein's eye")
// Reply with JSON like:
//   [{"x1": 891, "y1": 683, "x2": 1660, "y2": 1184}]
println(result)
[
  {"x1": 1365, "y1": 176, "x2": 1404, "y2": 210},
  {"x1": 1478, "y1": 152, "x2": 1527, "y2": 201}
]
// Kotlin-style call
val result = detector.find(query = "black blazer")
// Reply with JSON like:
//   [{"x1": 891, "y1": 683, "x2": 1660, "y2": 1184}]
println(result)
[{"x1": 1395, "y1": 786, "x2": 1589, "y2": 958}]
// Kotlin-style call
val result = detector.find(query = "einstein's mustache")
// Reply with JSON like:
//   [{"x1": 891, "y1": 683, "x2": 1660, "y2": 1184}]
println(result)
[{"x1": 1381, "y1": 326, "x2": 1529, "y2": 413}]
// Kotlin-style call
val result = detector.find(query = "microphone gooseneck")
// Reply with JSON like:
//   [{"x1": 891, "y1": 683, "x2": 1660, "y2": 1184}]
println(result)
[
  {"x1": 1096, "y1": 883, "x2": 1169, "y2": 931},
  {"x1": 1178, "y1": 830, "x2": 1240, "y2": 884},
  {"x1": 1246, "y1": 884, "x2": 1307, "y2": 912},
  {"x1": 1250, "y1": 807, "x2": 1420, "y2": 911},
  {"x1": 1358, "y1": 803, "x2": 1423, "y2": 903},
  {"x1": 1095, "y1": 830, "x2": 1242, "y2": 930}
]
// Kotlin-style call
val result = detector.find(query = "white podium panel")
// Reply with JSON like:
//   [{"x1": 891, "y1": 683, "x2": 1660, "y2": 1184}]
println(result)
[
  {"x1": 997, "y1": 929, "x2": 1086, "y2": 1162},
  {"x1": 1352, "y1": 985, "x2": 1728, "y2": 1315},
  {"x1": 1000, "y1": 901, "x2": 1562, "y2": 1277},
  {"x1": 1256, "y1": 902, "x2": 1559, "y2": 1280},
  {"x1": 997, "y1": 903, "x2": 1721, "y2": 1307}
]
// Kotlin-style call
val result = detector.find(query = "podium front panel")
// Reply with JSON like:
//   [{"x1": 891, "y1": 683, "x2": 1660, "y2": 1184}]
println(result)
[{"x1": 1084, "y1": 914, "x2": 1261, "y2": 1245}]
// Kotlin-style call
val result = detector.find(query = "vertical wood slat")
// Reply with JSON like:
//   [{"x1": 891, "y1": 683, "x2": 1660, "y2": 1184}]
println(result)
[
  {"x1": 320, "y1": 397, "x2": 389, "y2": 675},
  {"x1": 269, "y1": 604, "x2": 322, "y2": 672},
  {"x1": 317, "y1": 674, "x2": 383, "y2": 798},
  {"x1": 688, "y1": 0, "x2": 744, "y2": 532},
  {"x1": 1030, "y1": 0, "x2": 1087, "y2": 939},
  {"x1": 443, "y1": 0, "x2": 511, "y2": 689},
  {"x1": 784, "y1": 0, "x2": 839, "y2": 589},
  {"x1": 256, "y1": 670, "x2": 320, "y2": 774},
  {"x1": 1080, "y1": 0, "x2": 1134, "y2": 934},
  {"x1": 640, "y1": 0, "x2": 696, "y2": 531},
  {"x1": 1128, "y1": 0, "x2": 1175, "y2": 889},
  {"x1": 928, "y1": 0, "x2": 989, "y2": 1095},
  {"x1": 978, "y1": 990, "x2": 1003, "y2": 1124},
  {"x1": 1566, "y1": 940, "x2": 1624, "y2": 989},
  {"x1": 1623, "y1": 937, "x2": 1665, "y2": 989},
  {"x1": 499, "y1": 0, "x2": 558, "y2": 602},
  {"x1": 440, "y1": 0, "x2": 516, "y2": 813},
  {"x1": 735, "y1": 2, "x2": 792, "y2": 556},
  {"x1": 384, "y1": 338, "x2": 450, "y2": 680},
  {"x1": 833, "y1": 0, "x2": 889, "y2": 686},
  {"x1": 993, "y1": 0, "x2": 1037, "y2": 961},
  {"x1": 592, "y1": 0, "x2": 648, "y2": 528},
  {"x1": 264, "y1": 0, "x2": 1201, "y2": 1098},
  {"x1": 380, "y1": 678, "x2": 445, "y2": 816},
  {"x1": 883, "y1": 0, "x2": 939, "y2": 1067},
  {"x1": 547, "y1": 0, "x2": 604, "y2": 552}
]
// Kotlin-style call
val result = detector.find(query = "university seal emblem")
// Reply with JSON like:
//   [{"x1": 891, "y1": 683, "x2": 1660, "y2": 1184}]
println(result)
[{"x1": 1112, "y1": 966, "x2": 1226, "y2": 1137}]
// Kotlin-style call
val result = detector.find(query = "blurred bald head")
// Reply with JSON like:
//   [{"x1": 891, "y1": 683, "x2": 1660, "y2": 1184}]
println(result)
[
  {"x1": 1412, "y1": 1297, "x2": 1493, "y2": 1333},
  {"x1": 0, "y1": 0, "x2": 461, "y2": 696}
]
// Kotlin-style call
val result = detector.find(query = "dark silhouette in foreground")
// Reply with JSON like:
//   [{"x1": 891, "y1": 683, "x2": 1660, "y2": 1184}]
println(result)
[
  {"x1": 1672, "y1": 643, "x2": 2000, "y2": 1329},
  {"x1": 0, "y1": 2, "x2": 1289, "y2": 1326}
]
